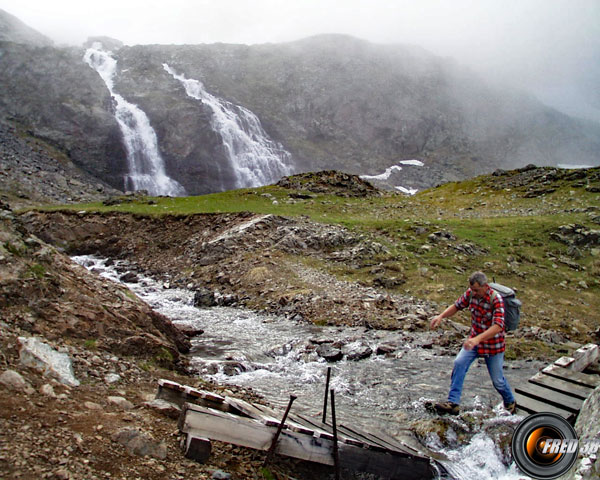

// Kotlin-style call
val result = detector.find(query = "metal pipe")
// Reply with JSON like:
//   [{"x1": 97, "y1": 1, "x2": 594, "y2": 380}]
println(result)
[
  {"x1": 263, "y1": 394, "x2": 297, "y2": 467},
  {"x1": 322, "y1": 366, "x2": 332, "y2": 424},
  {"x1": 330, "y1": 389, "x2": 341, "y2": 480}
]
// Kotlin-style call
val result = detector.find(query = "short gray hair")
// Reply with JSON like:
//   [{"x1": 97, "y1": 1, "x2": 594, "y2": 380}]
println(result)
[{"x1": 469, "y1": 271, "x2": 487, "y2": 286}]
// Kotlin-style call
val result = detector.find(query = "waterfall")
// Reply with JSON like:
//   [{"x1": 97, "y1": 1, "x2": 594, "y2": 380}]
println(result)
[
  {"x1": 83, "y1": 43, "x2": 186, "y2": 197},
  {"x1": 163, "y1": 64, "x2": 293, "y2": 189}
]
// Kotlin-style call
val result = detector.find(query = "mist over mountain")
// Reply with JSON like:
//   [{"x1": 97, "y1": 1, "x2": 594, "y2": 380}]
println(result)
[
  {"x1": 1, "y1": 8, "x2": 599, "y2": 196},
  {"x1": 0, "y1": 7, "x2": 52, "y2": 46}
]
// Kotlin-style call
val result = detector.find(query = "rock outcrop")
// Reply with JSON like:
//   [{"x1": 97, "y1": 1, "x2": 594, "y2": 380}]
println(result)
[{"x1": 0, "y1": 9, "x2": 599, "y2": 197}]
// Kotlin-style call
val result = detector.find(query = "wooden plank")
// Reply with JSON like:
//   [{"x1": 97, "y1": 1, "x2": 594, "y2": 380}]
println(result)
[
  {"x1": 180, "y1": 403, "x2": 335, "y2": 466},
  {"x1": 542, "y1": 365, "x2": 600, "y2": 389},
  {"x1": 337, "y1": 424, "x2": 423, "y2": 457},
  {"x1": 514, "y1": 393, "x2": 574, "y2": 421},
  {"x1": 336, "y1": 425, "x2": 389, "y2": 452},
  {"x1": 529, "y1": 372, "x2": 594, "y2": 400},
  {"x1": 291, "y1": 413, "x2": 365, "y2": 447},
  {"x1": 225, "y1": 397, "x2": 314, "y2": 435},
  {"x1": 515, "y1": 383, "x2": 583, "y2": 413}
]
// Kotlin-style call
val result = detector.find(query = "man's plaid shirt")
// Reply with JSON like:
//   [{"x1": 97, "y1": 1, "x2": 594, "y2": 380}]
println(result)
[{"x1": 455, "y1": 286, "x2": 506, "y2": 355}]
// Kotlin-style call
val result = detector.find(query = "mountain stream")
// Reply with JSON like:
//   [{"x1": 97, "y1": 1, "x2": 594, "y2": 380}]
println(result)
[{"x1": 74, "y1": 255, "x2": 540, "y2": 479}]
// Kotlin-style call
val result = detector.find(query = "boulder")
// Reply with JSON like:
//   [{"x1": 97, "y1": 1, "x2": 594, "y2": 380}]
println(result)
[
  {"x1": 316, "y1": 344, "x2": 343, "y2": 362},
  {"x1": 0, "y1": 369, "x2": 35, "y2": 394},
  {"x1": 112, "y1": 428, "x2": 167, "y2": 460},
  {"x1": 193, "y1": 288, "x2": 217, "y2": 307},
  {"x1": 342, "y1": 341, "x2": 373, "y2": 361},
  {"x1": 18, "y1": 337, "x2": 80, "y2": 387},
  {"x1": 563, "y1": 386, "x2": 600, "y2": 479}
]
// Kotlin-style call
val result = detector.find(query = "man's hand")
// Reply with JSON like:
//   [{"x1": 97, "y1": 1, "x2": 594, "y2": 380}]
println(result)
[
  {"x1": 464, "y1": 337, "x2": 479, "y2": 350},
  {"x1": 430, "y1": 315, "x2": 443, "y2": 329}
]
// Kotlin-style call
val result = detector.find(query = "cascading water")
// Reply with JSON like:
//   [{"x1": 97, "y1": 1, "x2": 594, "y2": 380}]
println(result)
[
  {"x1": 163, "y1": 64, "x2": 293, "y2": 189},
  {"x1": 74, "y1": 254, "x2": 546, "y2": 479},
  {"x1": 83, "y1": 43, "x2": 186, "y2": 197}
]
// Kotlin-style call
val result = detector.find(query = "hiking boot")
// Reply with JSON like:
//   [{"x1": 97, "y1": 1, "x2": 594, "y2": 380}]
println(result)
[
  {"x1": 505, "y1": 401, "x2": 517, "y2": 414},
  {"x1": 434, "y1": 401, "x2": 460, "y2": 415}
]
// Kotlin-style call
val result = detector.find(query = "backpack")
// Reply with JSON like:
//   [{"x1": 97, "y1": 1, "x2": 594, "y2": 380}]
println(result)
[
  {"x1": 468, "y1": 282, "x2": 522, "y2": 331},
  {"x1": 488, "y1": 282, "x2": 522, "y2": 332}
]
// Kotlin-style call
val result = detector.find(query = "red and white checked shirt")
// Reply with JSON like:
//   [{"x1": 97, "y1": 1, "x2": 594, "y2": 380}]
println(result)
[{"x1": 455, "y1": 286, "x2": 506, "y2": 355}]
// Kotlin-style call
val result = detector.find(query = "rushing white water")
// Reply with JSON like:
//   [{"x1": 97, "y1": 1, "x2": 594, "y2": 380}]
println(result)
[
  {"x1": 163, "y1": 64, "x2": 293, "y2": 188},
  {"x1": 74, "y1": 255, "x2": 543, "y2": 479},
  {"x1": 83, "y1": 43, "x2": 186, "y2": 197}
]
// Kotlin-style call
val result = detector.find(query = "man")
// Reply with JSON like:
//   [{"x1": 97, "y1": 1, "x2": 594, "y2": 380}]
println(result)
[{"x1": 430, "y1": 271, "x2": 516, "y2": 415}]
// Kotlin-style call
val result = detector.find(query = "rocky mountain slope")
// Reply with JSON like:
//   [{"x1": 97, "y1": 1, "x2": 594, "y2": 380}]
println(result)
[
  {"x1": 0, "y1": 119, "x2": 120, "y2": 208},
  {"x1": 1, "y1": 9, "x2": 599, "y2": 196}
]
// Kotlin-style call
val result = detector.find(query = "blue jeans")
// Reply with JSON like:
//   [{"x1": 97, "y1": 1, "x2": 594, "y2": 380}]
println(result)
[{"x1": 447, "y1": 347, "x2": 515, "y2": 406}]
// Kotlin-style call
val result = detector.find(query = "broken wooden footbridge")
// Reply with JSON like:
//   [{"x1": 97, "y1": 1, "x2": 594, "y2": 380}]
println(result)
[
  {"x1": 156, "y1": 378, "x2": 445, "y2": 479},
  {"x1": 153, "y1": 344, "x2": 598, "y2": 479},
  {"x1": 514, "y1": 343, "x2": 600, "y2": 423}
]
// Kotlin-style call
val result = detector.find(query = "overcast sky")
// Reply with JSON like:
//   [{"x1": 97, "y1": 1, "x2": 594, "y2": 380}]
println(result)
[{"x1": 1, "y1": 0, "x2": 599, "y2": 121}]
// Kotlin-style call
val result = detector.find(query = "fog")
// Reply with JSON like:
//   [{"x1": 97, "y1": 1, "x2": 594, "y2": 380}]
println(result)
[{"x1": 1, "y1": 0, "x2": 599, "y2": 122}]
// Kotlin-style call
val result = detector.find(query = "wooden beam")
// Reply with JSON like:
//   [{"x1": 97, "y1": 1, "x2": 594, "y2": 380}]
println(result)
[
  {"x1": 180, "y1": 403, "x2": 335, "y2": 466},
  {"x1": 514, "y1": 393, "x2": 574, "y2": 422},
  {"x1": 183, "y1": 436, "x2": 212, "y2": 463},
  {"x1": 338, "y1": 443, "x2": 436, "y2": 480},
  {"x1": 529, "y1": 372, "x2": 594, "y2": 400},
  {"x1": 541, "y1": 365, "x2": 600, "y2": 389},
  {"x1": 515, "y1": 383, "x2": 583, "y2": 413},
  {"x1": 157, "y1": 379, "x2": 228, "y2": 411},
  {"x1": 554, "y1": 344, "x2": 599, "y2": 372}
]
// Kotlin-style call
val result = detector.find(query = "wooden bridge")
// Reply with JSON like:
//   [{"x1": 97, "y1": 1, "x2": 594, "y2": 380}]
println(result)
[
  {"x1": 153, "y1": 344, "x2": 598, "y2": 479},
  {"x1": 156, "y1": 379, "x2": 445, "y2": 480},
  {"x1": 514, "y1": 343, "x2": 599, "y2": 423}
]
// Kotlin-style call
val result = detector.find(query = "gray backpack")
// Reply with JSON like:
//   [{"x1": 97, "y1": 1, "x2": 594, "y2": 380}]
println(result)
[{"x1": 488, "y1": 282, "x2": 522, "y2": 332}]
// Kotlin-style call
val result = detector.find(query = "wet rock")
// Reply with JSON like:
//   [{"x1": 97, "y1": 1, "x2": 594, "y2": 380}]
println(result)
[
  {"x1": 376, "y1": 343, "x2": 398, "y2": 355},
  {"x1": 221, "y1": 361, "x2": 247, "y2": 376},
  {"x1": 119, "y1": 272, "x2": 139, "y2": 283},
  {"x1": 18, "y1": 336, "x2": 80, "y2": 387},
  {"x1": 316, "y1": 344, "x2": 343, "y2": 362},
  {"x1": 176, "y1": 325, "x2": 205, "y2": 337},
  {"x1": 0, "y1": 369, "x2": 35, "y2": 394},
  {"x1": 193, "y1": 288, "x2": 217, "y2": 307},
  {"x1": 112, "y1": 428, "x2": 167, "y2": 460},
  {"x1": 342, "y1": 341, "x2": 373, "y2": 361}
]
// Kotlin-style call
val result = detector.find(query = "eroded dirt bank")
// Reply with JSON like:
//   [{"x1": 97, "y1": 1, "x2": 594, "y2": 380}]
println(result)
[{"x1": 21, "y1": 210, "x2": 441, "y2": 333}]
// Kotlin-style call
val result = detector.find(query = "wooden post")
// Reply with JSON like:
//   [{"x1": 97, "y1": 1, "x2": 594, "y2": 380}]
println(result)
[
  {"x1": 330, "y1": 389, "x2": 341, "y2": 480},
  {"x1": 263, "y1": 394, "x2": 296, "y2": 467},
  {"x1": 323, "y1": 367, "x2": 332, "y2": 424}
]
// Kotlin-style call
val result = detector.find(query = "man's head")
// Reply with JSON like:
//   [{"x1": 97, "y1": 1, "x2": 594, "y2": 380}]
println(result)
[{"x1": 469, "y1": 271, "x2": 488, "y2": 298}]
